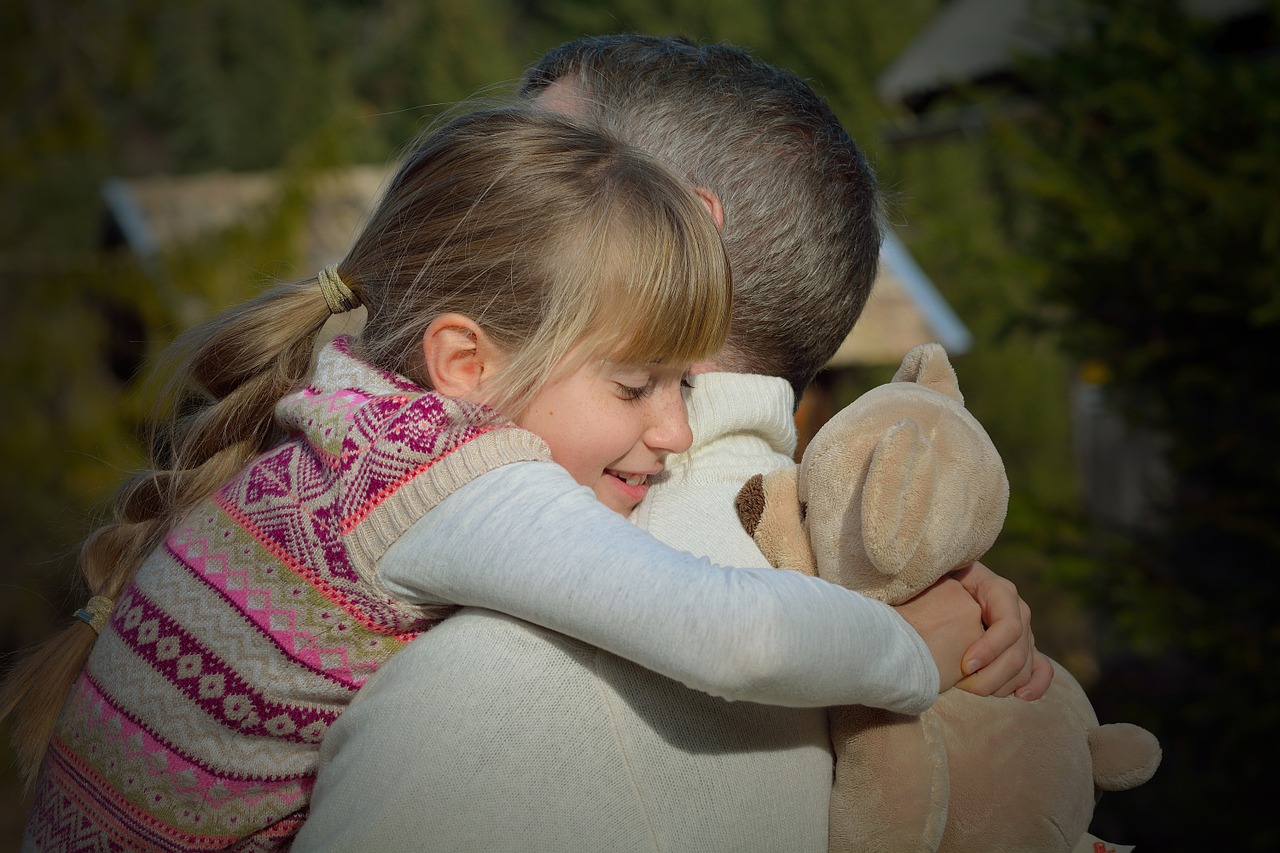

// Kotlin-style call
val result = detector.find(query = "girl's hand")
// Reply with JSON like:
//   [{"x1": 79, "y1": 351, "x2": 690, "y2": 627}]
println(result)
[
  {"x1": 892, "y1": 577, "x2": 985, "y2": 693},
  {"x1": 950, "y1": 561, "x2": 1054, "y2": 700}
]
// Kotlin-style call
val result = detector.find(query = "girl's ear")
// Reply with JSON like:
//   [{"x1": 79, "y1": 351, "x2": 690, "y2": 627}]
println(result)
[{"x1": 422, "y1": 314, "x2": 502, "y2": 400}]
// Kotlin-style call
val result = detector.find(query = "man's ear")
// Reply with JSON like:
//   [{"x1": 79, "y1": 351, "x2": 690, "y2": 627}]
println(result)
[
  {"x1": 694, "y1": 187, "x2": 725, "y2": 231},
  {"x1": 422, "y1": 313, "x2": 500, "y2": 400}
]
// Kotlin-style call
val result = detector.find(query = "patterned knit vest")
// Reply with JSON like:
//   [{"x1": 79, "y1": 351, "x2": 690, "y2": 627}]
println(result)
[{"x1": 25, "y1": 338, "x2": 549, "y2": 852}]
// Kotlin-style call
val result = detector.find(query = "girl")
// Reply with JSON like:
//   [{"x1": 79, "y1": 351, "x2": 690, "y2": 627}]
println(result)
[{"x1": 6, "y1": 107, "x2": 952, "y2": 851}]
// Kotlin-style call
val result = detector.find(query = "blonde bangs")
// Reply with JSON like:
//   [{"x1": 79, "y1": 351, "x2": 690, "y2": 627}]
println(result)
[
  {"x1": 433, "y1": 120, "x2": 734, "y2": 417},
  {"x1": 573, "y1": 185, "x2": 732, "y2": 368}
]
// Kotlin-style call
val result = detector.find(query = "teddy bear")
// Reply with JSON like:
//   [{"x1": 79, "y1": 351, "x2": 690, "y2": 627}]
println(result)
[{"x1": 735, "y1": 343, "x2": 1161, "y2": 853}]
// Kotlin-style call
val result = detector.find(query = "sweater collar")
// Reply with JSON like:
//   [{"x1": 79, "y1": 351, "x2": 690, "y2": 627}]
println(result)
[{"x1": 682, "y1": 372, "x2": 797, "y2": 460}]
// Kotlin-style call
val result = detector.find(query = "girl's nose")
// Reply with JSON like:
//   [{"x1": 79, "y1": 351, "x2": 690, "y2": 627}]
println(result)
[{"x1": 646, "y1": 388, "x2": 693, "y2": 456}]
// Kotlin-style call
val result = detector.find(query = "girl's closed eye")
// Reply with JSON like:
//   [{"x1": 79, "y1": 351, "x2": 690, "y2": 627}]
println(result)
[
  {"x1": 611, "y1": 365, "x2": 656, "y2": 401},
  {"x1": 618, "y1": 380, "x2": 655, "y2": 401},
  {"x1": 617, "y1": 367, "x2": 694, "y2": 401}
]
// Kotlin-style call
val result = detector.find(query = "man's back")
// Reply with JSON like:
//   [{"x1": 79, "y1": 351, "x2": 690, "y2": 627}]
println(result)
[{"x1": 297, "y1": 373, "x2": 833, "y2": 852}]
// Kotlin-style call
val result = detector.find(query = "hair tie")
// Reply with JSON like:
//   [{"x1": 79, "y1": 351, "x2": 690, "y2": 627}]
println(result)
[
  {"x1": 74, "y1": 595, "x2": 115, "y2": 635},
  {"x1": 318, "y1": 264, "x2": 361, "y2": 314}
]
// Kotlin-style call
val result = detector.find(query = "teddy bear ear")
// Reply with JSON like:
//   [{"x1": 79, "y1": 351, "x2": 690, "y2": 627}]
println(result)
[
  {"x1": 736, "y1": 468, "x2": 818, "y2": 576},
  {"x1": 737, "y1": 474, "x2": 768, "y2": 537},
  {"x1": 892, "y1": 343, "x2": 964, "y2": 406},
  {"x1": 861, "y1": 419, "x2": 938, "y2": 577}
]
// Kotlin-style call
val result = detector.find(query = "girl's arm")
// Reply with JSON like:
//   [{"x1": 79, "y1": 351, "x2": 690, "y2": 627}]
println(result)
[{"x1": 378, "y1": 461, "x2": 938, "y2": 714}]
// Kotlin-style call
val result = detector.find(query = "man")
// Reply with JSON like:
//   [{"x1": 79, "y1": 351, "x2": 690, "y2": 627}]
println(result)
[{"x1": 296, "y1": 35, "x2": 1047, "y2": 852}]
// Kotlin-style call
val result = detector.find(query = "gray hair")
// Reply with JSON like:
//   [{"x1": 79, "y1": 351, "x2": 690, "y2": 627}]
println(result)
[{"x1": 522, "y1": 35, "x2": 884, "y2": 400}]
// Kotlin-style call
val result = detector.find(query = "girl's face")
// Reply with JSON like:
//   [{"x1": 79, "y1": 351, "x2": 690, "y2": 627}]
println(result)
[{"x1": 515, "y1": 356, "x2": 694, "y2": 516}]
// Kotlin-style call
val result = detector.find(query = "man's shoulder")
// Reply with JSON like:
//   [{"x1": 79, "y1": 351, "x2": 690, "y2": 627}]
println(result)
[{"x1": 360, "y1": 608, "x2": 599, "y2": 697}]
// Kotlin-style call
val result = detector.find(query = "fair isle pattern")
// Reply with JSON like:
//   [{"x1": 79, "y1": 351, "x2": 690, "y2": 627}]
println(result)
[
  {"x1": 57, "y1": 673, "x2": 308, "y2": 825},
  {"x1": 31, "y1": 714, "x2": 303, "y2": 853},
  {"x1": 109, "y1": 586, "x2": 335, "y2": 743},
  {"x1": 25, "y1": 337, "x2": 551, "y2": 851},
  {"x1": 163, "y1": 518, "x2": 382, "y2": 695}
]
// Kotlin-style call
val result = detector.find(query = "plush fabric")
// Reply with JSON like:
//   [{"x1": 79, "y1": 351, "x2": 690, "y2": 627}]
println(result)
[
  {"x1": 738, "y1": 344, "x2": 1161, "y2": 853},
  {"x1": 22, "y1": 338, "x2": 547, "y2": 852}
]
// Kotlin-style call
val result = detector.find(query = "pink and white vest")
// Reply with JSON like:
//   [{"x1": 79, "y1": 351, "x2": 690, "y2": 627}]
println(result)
[{"x1": 25, "y1": 337, "x2": 548, "y2": 851}]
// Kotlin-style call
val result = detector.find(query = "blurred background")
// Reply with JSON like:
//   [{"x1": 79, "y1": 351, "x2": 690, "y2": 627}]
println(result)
[{"x1": 2, "y1": 0, "x2": 1276, "y2": 849}]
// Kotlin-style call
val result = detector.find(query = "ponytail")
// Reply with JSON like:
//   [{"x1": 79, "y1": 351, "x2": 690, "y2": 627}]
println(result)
[{"x1": 0, "y1": 276, "x2": 340, "y2": 789}]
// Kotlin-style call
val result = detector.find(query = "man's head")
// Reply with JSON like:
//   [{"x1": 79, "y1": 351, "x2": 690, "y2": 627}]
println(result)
[{"x1": 521, "y1": 35, "x2": 884, "y2": 400}]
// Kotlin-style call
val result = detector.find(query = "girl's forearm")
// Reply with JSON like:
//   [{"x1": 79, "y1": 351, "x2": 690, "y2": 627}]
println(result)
[{"x1": 378, "y1": 462, "x2": 938, "y2": 712}]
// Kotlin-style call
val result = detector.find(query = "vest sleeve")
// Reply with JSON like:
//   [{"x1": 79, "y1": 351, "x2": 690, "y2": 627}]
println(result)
[{"x1": 377, "y1": 461, "x2": 938, "y2": 713}]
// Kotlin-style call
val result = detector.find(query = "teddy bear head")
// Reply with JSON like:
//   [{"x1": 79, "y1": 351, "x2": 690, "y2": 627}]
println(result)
[
  {"x1": 736, "y1": 344, "x2": 1161, "y2": 853},
  {"x1": 739, "y1": 344, "x2": 1009, "y2": 605}
]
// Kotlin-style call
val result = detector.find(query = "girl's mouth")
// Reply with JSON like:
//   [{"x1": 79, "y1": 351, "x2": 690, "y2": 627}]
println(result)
[{"x1": 606, "y1": 469, "x2": 649, "y2": 487}]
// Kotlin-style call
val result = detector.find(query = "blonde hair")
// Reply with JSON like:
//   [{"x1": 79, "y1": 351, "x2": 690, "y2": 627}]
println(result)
[{"x1": 0, "y1": 105, "x2": 731, "y2": 788}]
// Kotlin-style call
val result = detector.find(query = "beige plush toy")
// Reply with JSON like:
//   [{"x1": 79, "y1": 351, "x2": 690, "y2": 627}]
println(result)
[{"x1": 736, "y1": 343, "x2": 1160, "y2": 853}]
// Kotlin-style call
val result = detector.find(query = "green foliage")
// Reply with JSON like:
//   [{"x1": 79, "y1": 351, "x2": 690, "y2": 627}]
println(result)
[{"x1": 1000, "y1": 0, "x2": 1280, "y2": 846}]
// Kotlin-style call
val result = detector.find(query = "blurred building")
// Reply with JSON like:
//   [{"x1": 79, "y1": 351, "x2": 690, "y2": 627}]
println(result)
[
  {"x1": 102, "y1": 167, "x2": 388, "y2": 276},
  {"x1": 877, "y1": 0, "x2": 1267, "y2": 148}
]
